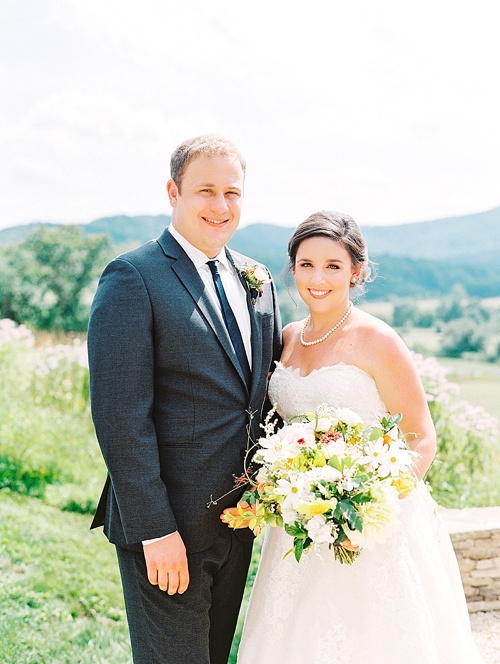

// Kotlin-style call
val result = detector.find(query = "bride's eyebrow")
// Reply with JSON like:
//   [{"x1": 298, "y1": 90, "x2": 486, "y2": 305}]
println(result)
[{"x1": 297, "y1": 257, "x2": 345, "y2": 263}]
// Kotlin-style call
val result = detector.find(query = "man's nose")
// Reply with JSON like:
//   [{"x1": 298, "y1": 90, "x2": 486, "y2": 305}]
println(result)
[{"x1": 210, "y1": 193, "x2": 229, "y2": 213}]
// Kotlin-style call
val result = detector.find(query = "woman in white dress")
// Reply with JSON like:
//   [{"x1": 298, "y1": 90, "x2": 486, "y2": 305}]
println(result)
[{"x1": 232, "y1": 211, "x2": 482, "y2": 663}]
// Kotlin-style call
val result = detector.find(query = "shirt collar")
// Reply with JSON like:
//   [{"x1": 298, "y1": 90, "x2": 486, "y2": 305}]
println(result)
[{"x1": 168, "y1": 224, "x2": 233, "y2": 273}]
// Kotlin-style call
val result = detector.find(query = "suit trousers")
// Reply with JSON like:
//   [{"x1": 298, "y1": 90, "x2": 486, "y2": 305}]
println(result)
[{"x1": 115, "y1": 527, "x2": 253, "y2": 664}]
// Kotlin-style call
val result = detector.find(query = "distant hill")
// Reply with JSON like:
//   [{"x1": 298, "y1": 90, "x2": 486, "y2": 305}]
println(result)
[
  {"x1": 1, "y1": 206, "x2": 499, "y2": 300},
  {"x1": 229, "y1": 206, "x2": 500, "y2": 263},
  {"x1": 84, "y1": 215, "x2": 170, "y2": 246},
  {"x1": 0, "y1": 222, "x2": 60, "y2": 245}
]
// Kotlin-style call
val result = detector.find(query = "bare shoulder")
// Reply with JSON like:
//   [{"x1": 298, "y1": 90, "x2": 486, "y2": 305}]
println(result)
[
  {"x1": 282, "y1": 320, "x2": 304, "y2": 346},
  {"x1": 353, "y1": 308, "x2": 414, "y2": 368}
]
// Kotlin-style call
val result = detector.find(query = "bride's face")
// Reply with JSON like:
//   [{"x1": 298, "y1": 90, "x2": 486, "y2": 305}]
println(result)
[{"x1": 292, "y1": 236, "x2": 359, "y2": 312}]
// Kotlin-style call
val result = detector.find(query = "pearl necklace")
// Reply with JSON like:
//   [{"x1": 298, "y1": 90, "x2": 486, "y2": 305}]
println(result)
[{"x1": 300, "y1": 302, "x2": 353, "y2": 347}]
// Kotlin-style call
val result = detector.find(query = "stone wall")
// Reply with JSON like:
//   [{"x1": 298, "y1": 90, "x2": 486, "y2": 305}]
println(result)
[{"x1": 442, "y1": 506, "x2": 500, "y2": 612}]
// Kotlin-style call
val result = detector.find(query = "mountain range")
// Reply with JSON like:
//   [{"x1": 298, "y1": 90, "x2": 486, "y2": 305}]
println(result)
[{"x1": 1, "y1": 206, "x2": 499, "y2": 300}]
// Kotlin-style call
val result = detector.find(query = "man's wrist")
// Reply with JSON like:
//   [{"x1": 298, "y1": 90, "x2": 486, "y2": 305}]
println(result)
[{"x1": 142, "y1": 531, "x2": 177, "y2": 546}]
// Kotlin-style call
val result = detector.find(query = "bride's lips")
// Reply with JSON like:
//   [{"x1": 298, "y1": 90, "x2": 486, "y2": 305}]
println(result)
[
  {"x1": 308, "y1": 289, "x2": 331, "y2": 299},
  {"x1": 202, "y1": 216, "x2": 228, "y2": 226}
]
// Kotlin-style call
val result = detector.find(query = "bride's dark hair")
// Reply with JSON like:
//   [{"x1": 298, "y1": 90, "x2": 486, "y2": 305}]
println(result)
[{"x1": 287, "y1": 210, "x2": 374, "y2": 289}]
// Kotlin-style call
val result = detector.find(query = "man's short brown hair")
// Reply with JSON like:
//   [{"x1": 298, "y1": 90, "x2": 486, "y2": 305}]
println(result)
[{"x1": 170, "y1": 134, "x2": 246, "y2": 192}]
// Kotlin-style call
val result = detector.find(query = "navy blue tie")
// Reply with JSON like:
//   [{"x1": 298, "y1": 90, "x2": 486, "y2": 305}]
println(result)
[{"x1": 207, "y1": 260, "x2": 251, "y2": 388}]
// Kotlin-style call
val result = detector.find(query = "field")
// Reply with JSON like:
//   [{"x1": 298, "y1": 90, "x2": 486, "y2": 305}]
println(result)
[{"x1": 438, "y1": 358, "x2": 500, "y2": 418}]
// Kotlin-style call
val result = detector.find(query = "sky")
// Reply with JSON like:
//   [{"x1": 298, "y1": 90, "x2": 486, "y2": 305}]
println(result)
[{"x1": 1, "y1": 0, "x2": 499, "y2": 230}]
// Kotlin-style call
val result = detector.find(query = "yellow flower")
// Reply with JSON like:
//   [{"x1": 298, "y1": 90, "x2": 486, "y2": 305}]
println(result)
[
  {"x1": 313, "y1": 451, "x2": 327, "y2": 467},
  {"x1": 296, "y1": 497, "x2": 337, "y2": 517},
  {"x1": 392, "y1": 475, "x2": 417, "y2": 496}
]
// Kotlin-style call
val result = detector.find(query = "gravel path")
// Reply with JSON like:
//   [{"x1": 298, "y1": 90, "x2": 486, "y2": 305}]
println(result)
[{"x1": 471, "y1": 611, "x2": 500, "y2": 663}]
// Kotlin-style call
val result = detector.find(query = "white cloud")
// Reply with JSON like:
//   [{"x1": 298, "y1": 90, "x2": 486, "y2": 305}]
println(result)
[
  {"x1": 0, "y1": 90, "x2": 212, "y2": 224},
  {"x1": 0, "y1": 0, "x2": 499, "y2": 227}
]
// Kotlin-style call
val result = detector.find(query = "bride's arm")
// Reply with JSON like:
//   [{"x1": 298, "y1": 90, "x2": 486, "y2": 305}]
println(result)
[{"x1": 369, "y1": 327, "x2": 437, "y2": 481}]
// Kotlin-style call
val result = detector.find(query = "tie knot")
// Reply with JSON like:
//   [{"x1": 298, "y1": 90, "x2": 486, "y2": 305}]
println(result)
[{"x1": 207, "y1": 260, "x2": 219, "y2": 276}]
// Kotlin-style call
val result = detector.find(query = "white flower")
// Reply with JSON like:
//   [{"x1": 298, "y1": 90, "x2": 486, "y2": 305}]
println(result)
[
  {"x1": 333, "y1": 407, "x2": 364, "y2": 427},
  {"x1": 278, "y1": 477, "x2": 309, "y2": 525},
  {"x1": 363, "y1": 437, "x2": 389, "y2": 470},
  {"x1": 315, "y1": 416, "x2": 334, "y2": 433},
  {"x1": 321, "y1": 436, "x2": 347, "y2": 459},
  {"x1": 377, "y1": 441, "x2": 414, "y2": 478},
  {"x1": 304, "y1": 466, "x2": 342, "y2": 486},
  {"x1": 306, "y1": 515, "x2": 336, "y2": 544},
  {"x1": 255, "y1": 426, "x2": 302, "y2": 464},
  {"x1": 253, "y1": 265, "x2": 271, "y2": 283},
  {"x1": 274, "y1": 476, "x2": 307, "y2": 506},
  {"x1": 278, "y1": 422, "x2": 316, "y2": 450}
]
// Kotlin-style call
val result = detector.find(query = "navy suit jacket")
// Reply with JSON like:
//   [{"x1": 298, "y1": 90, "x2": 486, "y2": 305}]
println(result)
[{"x1": 88, "y1": 229, "x2": 282, "y2": 552}]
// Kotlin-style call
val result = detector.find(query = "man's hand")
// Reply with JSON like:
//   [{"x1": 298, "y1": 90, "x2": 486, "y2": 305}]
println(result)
[{"x1": 142, "y1": 531, "x2": 189, "y2": 595}]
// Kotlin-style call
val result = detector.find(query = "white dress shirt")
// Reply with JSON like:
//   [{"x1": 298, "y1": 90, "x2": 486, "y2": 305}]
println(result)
[
  {"x1": 143, "y1": 224, "x2": 253, "y2": 546},
  {"x1": 168, "y1": 224, "x2": 252, "y2": 366}
]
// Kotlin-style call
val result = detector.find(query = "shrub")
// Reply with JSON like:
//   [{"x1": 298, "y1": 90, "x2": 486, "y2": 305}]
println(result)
[
  {"x1": 413, "y1": 353, "x2": 499, "y2": 507},
  {"x1": 0, "y1": 319, "x2": 104, "y2": 510},
  {"x1": 441, "y1": 318, "x2": 486, "y2": 357}
]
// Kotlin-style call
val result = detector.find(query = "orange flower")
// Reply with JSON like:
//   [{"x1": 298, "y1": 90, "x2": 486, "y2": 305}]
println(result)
[{"x1": 220, "y1": 501, "x2": 257, "y2": 529}]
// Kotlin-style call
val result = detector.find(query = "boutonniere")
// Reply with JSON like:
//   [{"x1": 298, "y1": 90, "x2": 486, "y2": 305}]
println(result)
[{"x1": 239, "y1": 263, "x2": 272, "y2": 304}]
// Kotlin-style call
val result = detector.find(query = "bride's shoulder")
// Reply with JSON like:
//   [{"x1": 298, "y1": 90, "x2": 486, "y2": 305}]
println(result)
[
  {"x1": 282, "y1": 320, "x2": 304, "y2": 345},
  {"x1": 353, "y1": 308, "x2": 407, "y2": 350},
  {"x1": 353, "y1": 307, "x2": 414, "y2": 364}
]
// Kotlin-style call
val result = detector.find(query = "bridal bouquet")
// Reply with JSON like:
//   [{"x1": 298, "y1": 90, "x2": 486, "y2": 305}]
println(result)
[{"x1": 222, "y1": 405, "x2": 418, "y2": 564}]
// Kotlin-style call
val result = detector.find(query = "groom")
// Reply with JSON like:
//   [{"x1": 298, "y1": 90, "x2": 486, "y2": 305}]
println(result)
[{"x1": 88, "y1": 134, "x2": 282, "y2": 663}]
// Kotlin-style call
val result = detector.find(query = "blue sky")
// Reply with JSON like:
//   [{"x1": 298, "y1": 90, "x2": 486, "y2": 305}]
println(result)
[{"x1": 1, "y1": 0, "x2": 499, "y2": 229}]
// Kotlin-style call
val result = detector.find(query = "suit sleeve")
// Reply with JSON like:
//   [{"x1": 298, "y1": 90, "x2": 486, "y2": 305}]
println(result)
[{"x1": 88, "y1": 257, "x2": 178, "y2": 544}]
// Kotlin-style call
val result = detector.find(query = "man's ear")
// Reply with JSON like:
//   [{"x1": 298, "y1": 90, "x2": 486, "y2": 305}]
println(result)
[{"x1": 166, "y1": 179, "x2": 179, "y2": 207}]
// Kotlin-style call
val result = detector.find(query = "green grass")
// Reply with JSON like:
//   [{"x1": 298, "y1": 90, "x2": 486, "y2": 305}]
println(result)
[
  {"x1": 0, "y1": 491, "x2": 131, "y2": 664},
  {"x1": 0, "y1": 489, "x2": 259, "y2": 664}
]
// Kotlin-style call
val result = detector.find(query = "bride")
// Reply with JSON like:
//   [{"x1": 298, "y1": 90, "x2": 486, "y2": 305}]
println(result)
[{"x1": 228, "y1": 211, "x2": 482, "y2": 663}]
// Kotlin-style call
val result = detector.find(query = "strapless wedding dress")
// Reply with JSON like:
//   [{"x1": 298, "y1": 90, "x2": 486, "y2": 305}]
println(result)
[{"x1": 237, "y1": 362, "x2": 482, "y2": 663}]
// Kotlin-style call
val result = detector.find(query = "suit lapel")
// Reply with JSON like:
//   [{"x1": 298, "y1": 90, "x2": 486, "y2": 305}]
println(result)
[
  {"x1": 157, "y1": 231, "x2": 249, "y2": 390},
  {"x1": 226, "y1": 250, "x2": 263, "y2": 400}
]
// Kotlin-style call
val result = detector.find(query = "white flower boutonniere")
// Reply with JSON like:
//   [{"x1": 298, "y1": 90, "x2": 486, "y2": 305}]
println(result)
[{"x1": 239, "y1": 263, "x2": 272, "y2": 304}]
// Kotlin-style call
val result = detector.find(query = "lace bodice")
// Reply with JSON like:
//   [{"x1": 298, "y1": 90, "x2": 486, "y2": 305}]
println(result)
[{"x1": 268, "y1": 362, "x2": 387, "y2": 423}]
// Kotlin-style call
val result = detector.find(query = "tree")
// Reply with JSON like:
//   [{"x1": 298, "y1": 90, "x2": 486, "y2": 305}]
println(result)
[
  {"x1": 0, "y1": 226, "x2": 112, "y2": 332},
  {"x1": 441, "y1": 318, "x2": 486, "y2": 358}
]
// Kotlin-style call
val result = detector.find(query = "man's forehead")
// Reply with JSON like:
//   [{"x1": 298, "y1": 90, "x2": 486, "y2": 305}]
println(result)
[{"x1": 184, "y1": 155, "x2": 244, "y2": 183}]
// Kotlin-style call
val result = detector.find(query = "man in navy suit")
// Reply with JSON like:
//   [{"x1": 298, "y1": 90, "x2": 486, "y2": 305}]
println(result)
[{"x1": 88, "y1": 135, "x2": 282, "y2": 663}]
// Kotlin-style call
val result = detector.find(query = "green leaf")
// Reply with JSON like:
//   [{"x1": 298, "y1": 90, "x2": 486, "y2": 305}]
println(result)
[
  {"x1": 328, "y1": 455, "x2": 342, "y2": 471},
  {"x1": 293, "y1": 536, "x2": 312, "y2": 562},
  {"x1": 369, "y1": 426, "x2": 383, "y2": 441},
  {"x1": 284, "y1": 522, "x2": 307, "y2": 538},
  {"x1": 338, "y1": 499, "x2": 362, "y2": 531}
]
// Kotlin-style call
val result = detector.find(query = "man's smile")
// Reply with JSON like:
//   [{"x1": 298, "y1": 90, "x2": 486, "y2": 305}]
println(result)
[{"x1": 203, "y1": 217, "x2": 228, "y2": 225}]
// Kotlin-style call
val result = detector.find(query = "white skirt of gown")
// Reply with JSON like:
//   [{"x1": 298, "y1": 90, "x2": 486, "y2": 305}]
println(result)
[{"x1": 237, "y1": 363, "x2": 482, "y2": 664}]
